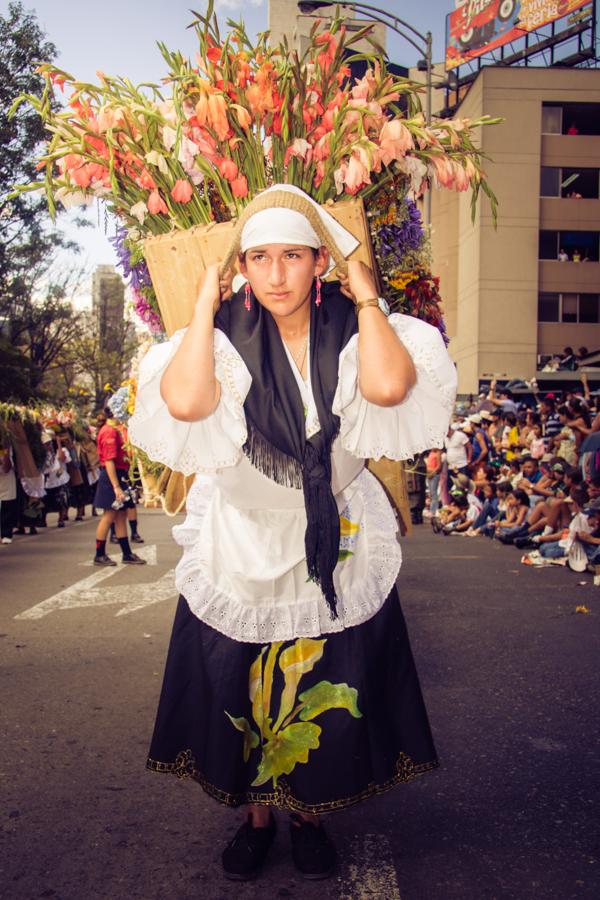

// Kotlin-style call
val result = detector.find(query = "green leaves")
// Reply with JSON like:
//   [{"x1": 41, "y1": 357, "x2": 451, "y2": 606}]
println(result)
[
  {"x1": 224, "y1": 713, "x2": 260, "y2": 763},
  {"x1": 251, "y1": 722, "x2": 322, "y2": 787},
  {"x1": 298, "y1": 680, "x2": 362, "y2": 721}
]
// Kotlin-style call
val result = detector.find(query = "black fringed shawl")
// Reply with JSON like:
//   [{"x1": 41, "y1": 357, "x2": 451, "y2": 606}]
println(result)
[{"x1": 214, "y1": 282, "x2": 358, "y2": 618}]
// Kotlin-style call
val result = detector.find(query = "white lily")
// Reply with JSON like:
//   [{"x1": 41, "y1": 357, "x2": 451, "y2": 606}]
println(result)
[
  {"x1": 130, "y1": 201, "x2": 148, "y2": 224},
  {"x1": 161, "y1": 125, "x2": 177, "y2": 152},
  {"x1": 145, "y1": 150, "x2": 169, "y2": 175}
]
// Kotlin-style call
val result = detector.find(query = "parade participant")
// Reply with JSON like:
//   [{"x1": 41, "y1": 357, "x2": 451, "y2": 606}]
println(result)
[
  {"x1": 130, "y1": 184, "x2": 457, "y2": 880},
  {"x1": 43, "y1": 433, "x2": 71, "y2": 528},
  {"x1": 0, "y1": 443, "x2": 17, "y2": 543},
  {"x1": 93, "y1": 404, "x2": 146, "y2": 567}
]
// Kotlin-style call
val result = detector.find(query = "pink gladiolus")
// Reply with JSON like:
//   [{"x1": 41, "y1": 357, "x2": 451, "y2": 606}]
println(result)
[
  {"x1": 230, "y1": 175, "x2": 248, "y2": 198},
  {"x1": 147, "y1": 189, "x2": 169, "y2": 215},
  {"x1": 344, "y1": 153, "x2": 371, "y2": 193},
  {"x1": 171, "y1": 179, "x2": 193, "y2": 203},
  {"x1": 378, "y1": 119, "x2": 413, "y2": 166},
  {"x1": 218, "y1": 157, "x2": 239, "y2": 181},
  {"x1": 429, "y1": 155, "x2": 455, "y2": 188}
]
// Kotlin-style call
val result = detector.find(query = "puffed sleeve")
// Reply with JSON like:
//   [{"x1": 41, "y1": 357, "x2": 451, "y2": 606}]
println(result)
[
  {"x1": 332, "y1": 313, "x2": 457, "y2": 461},
  {"x1": 128, "y1": 328, "x2": 251, "y2": 476}
]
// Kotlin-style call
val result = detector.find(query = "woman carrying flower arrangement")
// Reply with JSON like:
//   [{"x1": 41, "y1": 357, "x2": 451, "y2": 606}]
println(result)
[{"x1": 129, "y1": 184, "x2": 457, "y2": 880}]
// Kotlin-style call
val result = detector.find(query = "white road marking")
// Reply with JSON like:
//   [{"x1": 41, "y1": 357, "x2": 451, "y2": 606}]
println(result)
[
  {"x1": 15, "y1": 545, "x2": 175, "y2": 620},
  {"x1": 337, "y1": 834, "x2": 402, "y2": 899}
]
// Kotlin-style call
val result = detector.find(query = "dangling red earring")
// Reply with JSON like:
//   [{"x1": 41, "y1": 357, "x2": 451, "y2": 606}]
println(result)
[
  {"x1": 315, "y1": 276, "x2": 322, "y2": 307},
  {"x1": 244, "y1": 282, "x2": 251, "y2": 311}
]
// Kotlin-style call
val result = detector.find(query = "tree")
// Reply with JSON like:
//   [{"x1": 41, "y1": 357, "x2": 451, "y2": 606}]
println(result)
[
  {"x1": 0, "y1": 3, "x2": 88, "y2": 401},
  {"x1": 0, "y1": 2, "x2": 75, "y2": 290},
  {"x1": 49, "y1": 310, "x2": 140, "y2": 410}
]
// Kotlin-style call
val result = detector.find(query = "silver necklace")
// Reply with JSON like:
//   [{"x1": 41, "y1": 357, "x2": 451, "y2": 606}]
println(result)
[{"x1": 285, "y1": 334, "x2": 308, "y2": 374}]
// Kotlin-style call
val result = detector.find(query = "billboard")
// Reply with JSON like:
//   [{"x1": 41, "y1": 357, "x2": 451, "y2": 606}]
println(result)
[{"x1": 445, "y1": 0, "x2": 593, "y2": 70}]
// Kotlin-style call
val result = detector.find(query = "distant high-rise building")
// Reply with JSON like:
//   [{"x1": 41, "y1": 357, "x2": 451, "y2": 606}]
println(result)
[
  {"x1": 92, "y1": 265, "x2": 125, "y2": 356},
  {"x1": 268, "y1": 0, "x2": 386, "y2": 56}
]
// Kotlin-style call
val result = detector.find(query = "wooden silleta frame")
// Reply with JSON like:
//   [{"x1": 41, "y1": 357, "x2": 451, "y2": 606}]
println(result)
[{"x1": 144, "y1": 196, "x2": 377, "y2": 336}]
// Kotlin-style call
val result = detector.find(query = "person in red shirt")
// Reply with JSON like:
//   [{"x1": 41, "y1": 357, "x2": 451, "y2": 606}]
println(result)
[{"x1": 93, "y1": 409, "x2": 146, "y2": 566}]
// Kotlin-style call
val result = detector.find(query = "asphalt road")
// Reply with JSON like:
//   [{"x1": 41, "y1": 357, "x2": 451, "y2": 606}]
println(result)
[{"x1": 1, "y1": 509, "x2": 599, "y2": 900}]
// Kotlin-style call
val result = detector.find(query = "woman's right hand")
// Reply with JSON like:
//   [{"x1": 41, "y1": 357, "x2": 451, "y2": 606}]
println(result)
[{"x1": 196, "y1": 263, "x2": 231, "y2": 315}]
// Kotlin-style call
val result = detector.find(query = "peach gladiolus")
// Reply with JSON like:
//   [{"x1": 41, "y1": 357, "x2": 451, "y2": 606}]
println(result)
[
  {"x1": 171, "y1": 179, "x2": 193, "y2": 203},
  {"x1": 207, "y1": 93, "x2": 230, "y2": 141},
  {"x1": 231, "y1": 175, "x2": 248, "y2": 198},
  {"x1": 344, "y1": 152, "x2": 371, "y2": 193},
  {"x1": 233, "y1": 105, "x2": 252, "y2": 130},
  {"x1": 429, "y1": 155, "x2": 455, "y2": 188},
  {"x1": 379, "y1": 119, "x2": 413, "y2": 166},
  {"x1": 138, "y1": 169, "x2": 157, "y2": 191},
  {"x1": 147, "y1": 190, "x2": 169, "y2": 215},
  {"x1": 218, "y1": 157, "x2": 239, "y2": 181}
]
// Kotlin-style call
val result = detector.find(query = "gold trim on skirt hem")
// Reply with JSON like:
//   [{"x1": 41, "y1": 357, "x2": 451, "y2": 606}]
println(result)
[{"x1": 146, "y1": 749, "x2": 439, "y2": 814}]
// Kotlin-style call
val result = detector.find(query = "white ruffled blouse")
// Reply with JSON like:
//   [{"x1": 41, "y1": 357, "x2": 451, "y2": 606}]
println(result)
[{"x1": 129, "y1": 313, "x2": 457, "y2": 643}]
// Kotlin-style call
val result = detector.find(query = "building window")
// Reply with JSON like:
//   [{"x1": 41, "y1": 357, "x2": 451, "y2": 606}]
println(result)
[
  {"x1": 538, "y1": 293, "x2": 559, "y2": 322},
  {"x1": 579, "y1": 294, "x2": 600, "y2": 324},
  {"x1": 561, "y1": 293, "x2": 578, "y2": 323},
  {"x1": 538, "y1": 293, "x2": 600, "y2": 324},
  {"x1": 561, "y1": 168, "x2": 600, "y2": 200},
  {"x1": 541, "y1": 105, "x2": 562, "y2": 134},
  {"x1": 539, "y1": 231, "x2": 558, "y2": 259},
  {"x1": 540, "y1": 167, "x2": 560, "y2": 197},
  {"x1": 539, "y1": 231, "x2": 600, "y2": 262},
  {"x1": 542, "y1": 102, "x2": 600, "y2": 136}
]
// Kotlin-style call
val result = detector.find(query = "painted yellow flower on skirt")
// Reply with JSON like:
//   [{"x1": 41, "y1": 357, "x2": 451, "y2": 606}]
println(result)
[{"x1": 225, "y1": 638, "x2": 362, "y2": 788}]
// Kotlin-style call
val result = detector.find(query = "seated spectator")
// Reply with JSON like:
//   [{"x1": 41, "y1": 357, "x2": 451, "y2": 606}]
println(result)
[
  {"x1": 433, "y1": 491, "x2": 469, "y2": 534},
  {"x1": 472, "y1": 462, "x2": 497, "y2": 491},
  {"x1": 574, "y1": 500, "x2": 600, "y2": 566},
  {"x1": 495, "y1": 489, "x2": 531, "y2": 544},
  {"x1": 523, "y1": 488, "x2": 590, "y2": 564},
  {"x1": 466, "y1": 482, "x2": 499, "y2": 536}
]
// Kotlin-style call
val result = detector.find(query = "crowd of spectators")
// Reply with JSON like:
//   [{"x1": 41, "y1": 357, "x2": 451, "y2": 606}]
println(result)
[{"x1": 426, "y1": 377, "x2": 600, "y2": 572}]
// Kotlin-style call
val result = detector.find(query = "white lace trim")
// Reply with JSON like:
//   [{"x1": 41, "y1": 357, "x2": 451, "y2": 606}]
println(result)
[
  {"x1": 128, "y1": 328, "x2": 251, "y2": 476},
  {"x1": 332, "y1": 313, "x2": 457, "y2": 461},
  {"x1": 174, "y1": 468, "x2": 402, "y2": 643}
]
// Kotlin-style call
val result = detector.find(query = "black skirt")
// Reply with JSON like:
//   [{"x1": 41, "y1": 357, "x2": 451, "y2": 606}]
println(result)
[
  {"x1": 147, "y1": 588, "x2": 438, "y2": 814},
  {"x1": 93, "y1": 468, "x2": 135, "y2": 510}
]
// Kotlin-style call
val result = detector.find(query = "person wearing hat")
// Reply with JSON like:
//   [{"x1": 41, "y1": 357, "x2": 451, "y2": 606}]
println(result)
[
  {"x1": 130, "y1": 184, "x2": 457, "y2": 880},
  {"x1": 445, "y1": 421, "x2": 471, "y2": 477}
]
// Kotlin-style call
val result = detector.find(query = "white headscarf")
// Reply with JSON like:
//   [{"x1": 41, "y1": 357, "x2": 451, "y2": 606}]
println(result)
[{"x1": 239, "y1": 184, "x2": 359, "y2": 273}]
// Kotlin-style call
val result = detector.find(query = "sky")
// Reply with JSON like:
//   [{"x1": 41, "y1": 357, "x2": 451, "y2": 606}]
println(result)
[{"x1": 13, "y1": 0, "x2": 453, "y2": 292}]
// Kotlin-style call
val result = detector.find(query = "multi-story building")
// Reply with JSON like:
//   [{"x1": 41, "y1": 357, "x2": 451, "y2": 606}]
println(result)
[
  {"x1": 268, "y1": 0, "x2": 387, "y2": 55},
  {"x1": 430, "y1": 66, "x2": 600, "y2": 394},
  {"x1": 91, "y1": 265, "x2": 125, "y2": 356}
]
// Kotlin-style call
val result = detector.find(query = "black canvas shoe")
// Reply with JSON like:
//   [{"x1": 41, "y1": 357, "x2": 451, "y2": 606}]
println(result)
[
  {"x1": 93, "y1": 554, "x2": 117, "y2": 567},
  {"x1": 121, "y1": 553, "x2": 147, "y2": 565},
  {"x1": 221, "y1": 813, "x2": 276, "y2": 880},
  {"x1": 289, "y1": 813, "x2": 336, "y2": 880},
  {"x1": 130, "y1": 533, "x2": 145, "y2": 543}
]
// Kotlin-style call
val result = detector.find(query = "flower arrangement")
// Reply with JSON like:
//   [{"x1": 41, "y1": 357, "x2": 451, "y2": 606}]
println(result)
[{"x1": 11, "y1": 2, "x2": 499, "y2": 334}]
